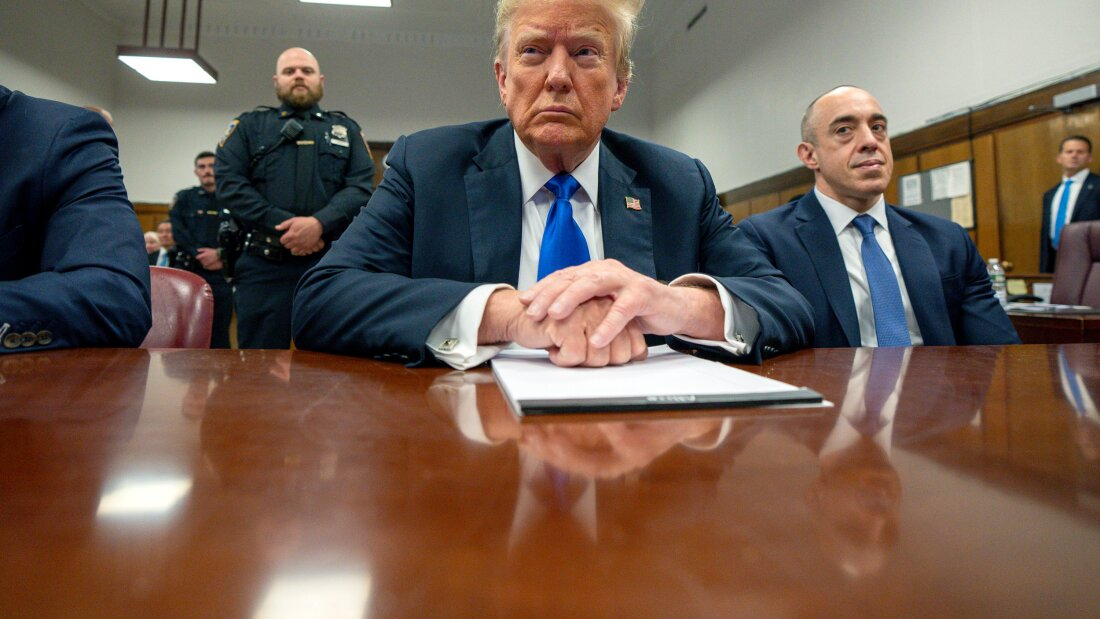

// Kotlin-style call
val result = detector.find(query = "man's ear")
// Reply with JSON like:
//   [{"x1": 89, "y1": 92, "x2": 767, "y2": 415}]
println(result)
[
  {"x1": 494, "y1": 61, "x2": 508, "y2": 107},
  {"x1": 797, "y1": 142, "x2": 819, "y2": 171}
]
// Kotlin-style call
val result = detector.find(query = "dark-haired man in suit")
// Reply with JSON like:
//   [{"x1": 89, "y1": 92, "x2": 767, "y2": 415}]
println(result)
[
  {"x1": 1039, "y1": 135, "x2": 1100, "y2": 273},
  {"x1": 0, "y1": 85, "x2": 151, "y2": 353},
  {"x1": 293, "y1": 0, "x2": 813, "y2": 368},
  {"x1": 739, "y1": 86, "x2": 1019, "y2": 348}
]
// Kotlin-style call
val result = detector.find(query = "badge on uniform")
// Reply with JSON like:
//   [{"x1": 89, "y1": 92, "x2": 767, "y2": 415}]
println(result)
[
  {"x1": 330, "y1": 124, "x2": 350, "y2": 147},
  {"x1": 219, "y1": 119, "x2": 240, "y2": 148}
]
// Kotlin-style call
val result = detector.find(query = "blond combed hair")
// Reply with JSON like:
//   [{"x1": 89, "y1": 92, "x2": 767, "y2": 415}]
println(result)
[{"x1": 494, "y1": 0, "x2": 645, "y2": 81}]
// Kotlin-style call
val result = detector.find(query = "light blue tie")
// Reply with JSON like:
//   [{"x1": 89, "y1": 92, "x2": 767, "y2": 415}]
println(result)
[
  {"x1": 537, "y1": 174, "x2": 590, "y2": 280},
  {"x1": 852, "y1": 215, "x2": 911, "y2": 347},
  {"x1": 157, "y1": 251, "x2": 168, "y2": 267},
  {"x1": 1052, "y1": 179, "x2": 1074, "y2": 250}
]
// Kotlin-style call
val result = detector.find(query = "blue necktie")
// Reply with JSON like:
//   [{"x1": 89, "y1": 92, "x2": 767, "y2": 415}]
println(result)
[
  {"x1": 852, "y1": 215, "x2": 911, "y2": 347},
  {"x1": 157, "y1": 250, "x2": 168, "y2": 267},
  {"x1": 537, "y1": 173, "x2": 590, "y2": 280},
  {"x1": 1052, "y1": 179, "x2": 1074, "y2": 250}
]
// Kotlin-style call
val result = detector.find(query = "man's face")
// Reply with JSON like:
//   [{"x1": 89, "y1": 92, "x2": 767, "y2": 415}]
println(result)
[
  {"x1": 157, "y1": 222, "x2": 174, "y2": 248},
  {"x1": 194, "y1": 156, "x2": 215, "y2": 191},
  {"x1": 494, "y1": 0, "x2": 628, "y2": 171},
  {"x1": 274, "y1": 48, "x2": 324, "y2": 109},
  {"x1": 1056, "y1": 139, "x2": 1092, "y2": 177},
  {"x1": 798, "y1": 88, "x2": 893, "y2": 212}
]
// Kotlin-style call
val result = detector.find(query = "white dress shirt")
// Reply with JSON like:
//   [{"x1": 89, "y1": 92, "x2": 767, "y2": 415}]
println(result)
[
  {"x1": 814, "y1": 188, "x2": 924, "y2": 347},
  {"x1": 1049, "y1": 168, "x2": 1091, "y2": 238},
  {"x1": 820, "y1": 347, "x2": 910, "y2": 457},
  {"x1": 426, "y1": 132, "x2": 758, "y2": 369}
]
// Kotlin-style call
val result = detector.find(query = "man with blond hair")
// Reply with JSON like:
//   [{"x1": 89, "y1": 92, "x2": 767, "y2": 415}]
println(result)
[
  {"x1": 217, "y1": 47, "x2": 375, "y2": 349},
  {"x1": 294, "y1": 0, "x2": 812, "y2": 367}
]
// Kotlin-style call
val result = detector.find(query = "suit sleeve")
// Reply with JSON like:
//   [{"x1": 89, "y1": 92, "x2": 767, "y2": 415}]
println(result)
[
  {"x1": 215, "y1": 115, "x2": 296, "y2": 232},
  {"x1": 954, "y1": 225, "x2": 1021, "y2": 345},
  {"x1": 312, "y1": 118, "x2": 375, "y2": 236},
  {"x1": 292, "y1": 135, "x2": 481, "y2": 365},
  {"x1": 689, "y1": 160, "x2": 814, "y2": 362},
  {"x1": 0, "y1": 110, "x2": 151, "y2": 351}
]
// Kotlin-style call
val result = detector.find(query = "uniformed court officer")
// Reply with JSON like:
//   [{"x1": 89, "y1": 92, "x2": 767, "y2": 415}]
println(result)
[
  {"x1": 169, "y1": 151, "x2": 234, "y2": 348},
  {"x1": 215, "y1": 47, "x2": 375, "y2": 349}
]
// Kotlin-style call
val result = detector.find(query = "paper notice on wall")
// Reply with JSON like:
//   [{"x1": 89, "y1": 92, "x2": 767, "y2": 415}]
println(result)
[
  {"x1": 951, "y1": 195, "x2": 974, "y2": 228},
  {"x1": 900, "y1": 173, "x2": 922, "y2": 206},
  {"x1": 946, "y1": 162, "x2": 971, "y2": 198},
  {"x1": 930, "y1": 167, "x2": 950, "y2": 200}
]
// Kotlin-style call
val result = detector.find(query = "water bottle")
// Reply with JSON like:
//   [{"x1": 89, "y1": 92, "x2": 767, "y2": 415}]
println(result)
[{"x1": 987, "y1": 258, "x2": 1007, "y2": 307}]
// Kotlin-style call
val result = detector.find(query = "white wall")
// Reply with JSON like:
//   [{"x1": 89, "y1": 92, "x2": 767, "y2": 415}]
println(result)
[
  {"x1": 648, "y1": 0, "x2": 1100, "y2": 192},
  {"x1": 0, "y1": 0, "x2": 116, "y2": 116}
]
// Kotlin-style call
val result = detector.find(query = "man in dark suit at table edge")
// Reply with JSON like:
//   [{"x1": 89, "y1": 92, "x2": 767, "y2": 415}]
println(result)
[
  {"x1": 738, "y1": 86, "x2": 1019, "y2": 348},
  {"x1": 0, "y1": 85, "x2": 151, "y2": 353},
  {"x1": 292, "y1": 0, "x2": 814, "y2": 368},
  {"x1": 1039, "y1": 135, "x2": 1099, "y2": 273}
]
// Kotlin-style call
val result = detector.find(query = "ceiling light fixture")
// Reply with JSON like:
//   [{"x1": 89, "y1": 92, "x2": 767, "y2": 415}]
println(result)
[
  {"x1": 300, "y1": 0, "x2": 393, "y2": 7},
  {"x1": 117, "y1": 0, "x2": 218, "y2": 84}
]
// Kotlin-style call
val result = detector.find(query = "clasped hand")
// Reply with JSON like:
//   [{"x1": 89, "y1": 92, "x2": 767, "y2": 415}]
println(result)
[
  {"x1": 482, "y1": 259, "x2": 722, "y2": 368},
  {"x1": 276, "y1": 216, "x2": 325, "y2": 256}
]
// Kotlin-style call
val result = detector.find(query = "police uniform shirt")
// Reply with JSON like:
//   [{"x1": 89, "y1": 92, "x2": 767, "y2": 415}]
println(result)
[
  {"x1": 214, "y1": 102, "x2": 375, "y2": 239},
  {"x1": 170, "y1": 186, "x2": 223, "y2": 263}
]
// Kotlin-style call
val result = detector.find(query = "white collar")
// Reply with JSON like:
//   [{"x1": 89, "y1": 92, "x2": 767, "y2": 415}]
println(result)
[
  {"x1": 1064, "y1": 168, "x2": 1090, "y2": 183},
  {"x1": 814, "y1": 188, "x2": 888, "y2": 237},
  {"x1": 513, "y1": 131, "x2": 600, "y2": 209}
]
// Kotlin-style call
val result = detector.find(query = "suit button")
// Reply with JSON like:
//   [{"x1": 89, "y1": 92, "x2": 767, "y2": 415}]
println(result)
[
  {"x1": 36, "y1": 331, "x2": 53, "y2": 346},
  {"x1": 2, "y1": 333, "x2": 20, "y2": 349},
  {"x1": 20, "y1": 332, "x2": 36, "y2": 347}
]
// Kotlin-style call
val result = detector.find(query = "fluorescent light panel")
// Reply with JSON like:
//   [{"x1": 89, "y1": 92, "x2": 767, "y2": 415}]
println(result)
[
  {"x1": 117, "y1": 46, "x2": 218, "y2": 84},
  {"x1": 300, "y1": 0, "x2": 392, "y2": 6}
]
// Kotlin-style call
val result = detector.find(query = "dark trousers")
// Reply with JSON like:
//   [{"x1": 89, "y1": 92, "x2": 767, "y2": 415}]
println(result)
[
  {"x1": 233, "y1": 253, "x2": 319, "y2": 349},
  {"x1": 198, "y1": 271, "x2": 234, "y2": 349}
]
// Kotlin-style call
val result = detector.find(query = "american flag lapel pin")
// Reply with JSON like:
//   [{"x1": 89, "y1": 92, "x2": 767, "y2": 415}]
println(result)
[{"x1": 624, "y1": 196, "x2": 642, "y2": 211}]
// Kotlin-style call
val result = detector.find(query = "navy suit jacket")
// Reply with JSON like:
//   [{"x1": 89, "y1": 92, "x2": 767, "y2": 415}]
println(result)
[
  {"x1": 293, "y1": 119, "x2": 813, "y2": 365},
  {"x1": 0, "y1": 86, "x2": 151, "y2": 352},
  {"x1": 1039, "y1": 171, "x2": 1100, "y2": 273},
  {"x1": 738, "y1": 192, "x2": 1019, "y2": 348}
]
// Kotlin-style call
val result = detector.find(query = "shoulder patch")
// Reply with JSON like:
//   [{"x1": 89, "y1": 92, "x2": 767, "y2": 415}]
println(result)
[{"x1": 219, "y1": 119, "x2": 240, "y2": 148}]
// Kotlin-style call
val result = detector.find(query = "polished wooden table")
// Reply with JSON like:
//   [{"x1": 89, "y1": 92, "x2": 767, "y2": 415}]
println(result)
[{"x1": 2, "y1": 345, "x2": 1099, "y2": 617}]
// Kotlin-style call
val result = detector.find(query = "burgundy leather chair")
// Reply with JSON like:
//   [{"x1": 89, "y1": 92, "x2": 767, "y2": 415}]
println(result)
[
  {"x1": 140, "y1": 266, "x2": 215, "y2": 348},
  {"x1": 1050, "y1": 221, "x2": 1100, "y2": 307}
]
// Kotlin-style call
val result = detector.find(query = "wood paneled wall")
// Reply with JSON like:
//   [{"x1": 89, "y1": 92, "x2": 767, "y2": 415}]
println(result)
[{"x1": 720, "y1": 70, "x2": 1100, "y2": 277}]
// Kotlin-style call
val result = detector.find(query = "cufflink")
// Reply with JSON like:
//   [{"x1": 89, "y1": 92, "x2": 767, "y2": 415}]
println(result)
[
  {"x1": 734, "y1": 333, "x2": 745, "y2": 343},
  {"x1": 439, "y1": 338, "x2": 459, "y2": 352}
]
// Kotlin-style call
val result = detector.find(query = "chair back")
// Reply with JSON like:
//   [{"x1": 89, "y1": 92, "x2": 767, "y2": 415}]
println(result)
[
  {"x1": 1050, "y1": 221, "x2": 1100, "y2": 307},
  {"x1": 140, "y1": 266, "x2": 214, "y2": 348}
]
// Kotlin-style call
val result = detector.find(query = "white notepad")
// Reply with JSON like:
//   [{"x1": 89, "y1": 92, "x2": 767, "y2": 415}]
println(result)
[{"x1": 492, "y1": 346, "x2": 823, "y2": 416}]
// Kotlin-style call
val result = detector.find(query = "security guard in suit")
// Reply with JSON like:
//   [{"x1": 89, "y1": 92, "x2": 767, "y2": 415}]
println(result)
[
  {"x1": 170, "y1": 151, "x2": 234, "y2": 348},
  {"x1": 215, "y1": 47, "x2": 374, "y2": 349}
]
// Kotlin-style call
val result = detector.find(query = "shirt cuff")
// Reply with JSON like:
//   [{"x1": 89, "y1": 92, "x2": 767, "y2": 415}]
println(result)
[
  {"x1": 427, "y1": 283, "x2": 512, "y2": 370},
  {"x1": 668, "y1": 274, "x2": 759, "y2": 356}
]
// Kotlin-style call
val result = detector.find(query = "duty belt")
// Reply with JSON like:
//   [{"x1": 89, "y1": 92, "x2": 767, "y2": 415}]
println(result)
[{"x1": 244, "y1": 231, "x2": 289, "y2": 263}]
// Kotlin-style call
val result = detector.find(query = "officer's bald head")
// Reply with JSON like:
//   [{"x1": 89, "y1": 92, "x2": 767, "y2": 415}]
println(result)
[{"x1": 274, "y1": 47, "x2": 325, "y2": 109}]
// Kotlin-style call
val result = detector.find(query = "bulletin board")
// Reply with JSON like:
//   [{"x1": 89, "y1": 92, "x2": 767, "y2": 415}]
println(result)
[{"x1": 897, "y1": 161, "x2": 975, "y2": 229}]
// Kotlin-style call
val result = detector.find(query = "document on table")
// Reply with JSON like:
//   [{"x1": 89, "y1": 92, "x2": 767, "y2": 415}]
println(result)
[{"x1": 492, "y1": 346, "x2": 824, "y2": 416}]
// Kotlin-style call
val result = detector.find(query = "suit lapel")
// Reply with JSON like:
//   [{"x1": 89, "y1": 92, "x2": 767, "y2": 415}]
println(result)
[
  {"x1": 795, "y1": 195, "x2": 861, "y2": 346},
  {"x1": 1071, "y1": 173, "x2": 1100, "y2": 221},
  {"x1": 465, "y1": 123, "x2": 523, "y2": 285},
  {"x1": 887, "y1": 207, "x2": 955, "y2": 345},
  {"x1": 598, "y1": 142, "x2": 655, "y2": 278}
]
